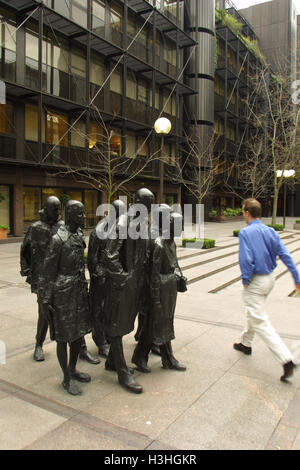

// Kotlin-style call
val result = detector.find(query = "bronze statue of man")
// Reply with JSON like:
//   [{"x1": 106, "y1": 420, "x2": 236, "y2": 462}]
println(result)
[
  {"x1": 87, "y1": 199, "x2": 126, "y2": 358},
  {"x1": 20, "y1": 196, "x2": 63, "y2": 361},
  {"x1": 40, "y1": 200, "x2": 92, "y2": 395},
  {"x1": 132, "y1": 208, "x2": 186, "y2": 373},
  {"x1": 104, "y1": 188, "x2": 154, "y2": 393}
]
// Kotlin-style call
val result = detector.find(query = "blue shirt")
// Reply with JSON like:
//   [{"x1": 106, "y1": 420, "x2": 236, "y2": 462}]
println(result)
[{"x1": 238, "y1": 219, "x2": 300, "y2": 286}]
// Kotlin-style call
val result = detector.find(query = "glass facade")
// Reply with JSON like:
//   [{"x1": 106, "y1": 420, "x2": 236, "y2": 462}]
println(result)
[
  {"x1": 0, "y1": 184, "x2": 10, "y2": 230},
  {"x1": 24, "y1": 186, "x2": 99, "y2": 230}
]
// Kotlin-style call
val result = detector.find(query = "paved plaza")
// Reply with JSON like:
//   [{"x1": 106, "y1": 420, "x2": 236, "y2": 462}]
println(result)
[{"x1": 0, "y1": 217, "x2": 300, "y2": 450}]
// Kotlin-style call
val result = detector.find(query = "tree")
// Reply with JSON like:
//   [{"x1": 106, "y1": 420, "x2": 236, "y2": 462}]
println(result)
[
  {"x1": 230, "y1": 61, "x2": 300, "y2": 223},
  {"x1": 45, "y1": 109, "x2": 163, "y2": 207},
  {"x1": 167, "y1": 124, "x2": 225, "y2": 232}
]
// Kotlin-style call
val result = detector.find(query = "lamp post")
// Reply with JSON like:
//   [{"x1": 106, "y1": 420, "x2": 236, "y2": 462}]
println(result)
[
  {"x1": 154, "y1": 117, "x2": 172, "y2": 204},
  {"x1": 276, "y1": 169, "x2": 295, "y2": 227}
]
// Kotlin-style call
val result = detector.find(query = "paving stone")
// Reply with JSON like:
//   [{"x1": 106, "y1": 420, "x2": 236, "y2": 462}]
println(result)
[{"x1": 0, "y1": 395, "x2": 66, "y2": 449}]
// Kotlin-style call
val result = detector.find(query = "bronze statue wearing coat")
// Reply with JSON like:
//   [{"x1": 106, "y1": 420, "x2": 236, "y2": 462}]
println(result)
[
  {"x1": 87, "y1": 199, "x2": 126, "y2": 358},
  {"x1": 20, "y1": 196, "x2": 63, "y2": 361},
  {"x1": 103, "y1": 188, "x2": 154, "y2": 394},
  {"x1": 132, "y1": 208, "x2": 186, "y2": 372},
  {"x1": 40, "y1": 200, "x2": 92, "y2": 396}
]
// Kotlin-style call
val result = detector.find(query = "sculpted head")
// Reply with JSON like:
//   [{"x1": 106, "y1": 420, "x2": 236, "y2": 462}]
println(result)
[
  {"x1": 111, "y1": 199, "x2": 126, "y2": 219},
  {"x1": 135, "y1": 188, "x2": 155, "y2": 213},
  {"x1": 65, "y1": 200, "x2": 85, "y2": 230},
  {"x1": 43, "y1": 196, "x2": 61, "y2": 225}
]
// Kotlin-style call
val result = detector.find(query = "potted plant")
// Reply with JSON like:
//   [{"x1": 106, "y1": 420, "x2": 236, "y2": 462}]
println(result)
[
  {"x1": 293, "y1": 220, "x2": 300, "y2": 230},
  {"x1": 0, "y1": 192, "x2": 9, "y2": 239},
  {"x1": 0, "y1": 224, "x2": 9, "y2": 239}
]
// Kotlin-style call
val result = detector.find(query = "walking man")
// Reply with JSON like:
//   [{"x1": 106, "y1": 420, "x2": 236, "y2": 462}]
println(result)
[{"x1": 234, "y1": 198, "x2": 300, "y2": 381}]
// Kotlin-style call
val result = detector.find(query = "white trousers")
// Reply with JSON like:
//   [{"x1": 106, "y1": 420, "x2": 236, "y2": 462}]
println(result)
[{"x1": 241, "y1": 272, "x2": 293, "y2": 365}]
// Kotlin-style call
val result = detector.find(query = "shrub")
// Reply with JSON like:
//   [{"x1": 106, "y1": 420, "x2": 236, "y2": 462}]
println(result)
[
  {"x1": 267, "y1": 224, "x2": 284, "y2": 231},
  {"x1": 223, "y1": 207, "x2": 242, "y2": 217},
  {"x1": 182, "y1": 238, "x2": 215, "y2": 249},
  {"x1": 0, "y1": 224, "x2": 9, "y2": 230},
  {"x1": 233, "y1": 230, "x2": 240, "y2": 237},
  {"x1": 209, "y1": 209, "x2": 218, "y2": 218},
  {"x1": 295, "y1": 220, "x2": 300, "y2": 224}
]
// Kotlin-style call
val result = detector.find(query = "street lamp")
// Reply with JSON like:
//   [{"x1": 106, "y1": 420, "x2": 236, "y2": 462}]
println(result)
[
  {"x1": 154, "y1": 117, "x2": 172, "y2": 204},
  {"x1": 276, "y1": 169, "x2": 295, "y2": 227}
]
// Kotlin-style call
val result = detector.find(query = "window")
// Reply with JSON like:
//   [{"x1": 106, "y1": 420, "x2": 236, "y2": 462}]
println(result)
[
  {"x1": 137, "y1": 135, "x2": 148, "y2": 157},
  {"x1": 92, "y1": 0, "x2": 105, "y2": 34},
  {"x1": 125, "y1": 131, "x2": 136, "y2": 158},
  {"x1": 214, "y1": 118, "x2": 224, "y2": 135},
  {"x1": 214, "y1": 76, "x2": 225, "y2": 96},
  {"x1": 126, "y1": 71, "x2": 137, "y2": 100},
  {"x1": 226, "y1": 124, "x2": 236, "y2": 142},
  {"x1": 109, "y1": 128, "x2": 122, "y2": 156},
  {"x1": 71, "y1": 0, "x2": 88, "y2": 28},
  {"x1": 163, "y1": 90, "x2": 172, "y2": 114},
  {"x1": 0, "y1": 185, "x2": 10, "y2": 229},
  {"x1": 71, "y1": 49, "x2": 86, "y2": 78},
  {"x1": 138, "y1": 80, "x2": 147, "y2": 104},
  {"x1": 85, "y1": 190, "x2": 98, "y2": 227},
  {"x1": 23, "y1": 187, "x2": 42, "y2": 228},
  {"x1": 0, "y1": 9, "x2": 16, "y2": 52},
  {"x1": 90, "y1": 54, "x2": 104, "y2": 86},
  {"x1": 71, "y1": 120, "x2": 86, "y2": 148},
  {"x1": 46, "y1": 112, "x2": 68, "y2": 147},
  {"x1": 41, "y1": 187, "x2": 63, "y2": 205},
  {"x1": 25, "y1": 104, "x2": 45, "y2": 142},
  {"x1": 89, "y1": 121, "x2": 103, "y2": 149},
  {"x1": 0, "y1": 102, "x2": 13, "y2": 134},
  {"x1": 110, "y1": 66, "x2": 122, "y2": 94},
  {"x1": 110, "y1": 2, "x2": 123, "y2": 32}
]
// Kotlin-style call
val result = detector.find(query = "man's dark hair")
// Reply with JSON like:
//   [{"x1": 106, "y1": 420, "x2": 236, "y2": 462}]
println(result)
[{"x1": 242, "y1": 198, "x2": 262, "y2": 218}]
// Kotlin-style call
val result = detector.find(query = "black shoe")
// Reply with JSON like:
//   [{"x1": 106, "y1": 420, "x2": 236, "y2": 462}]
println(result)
[
  {"x1": 281, "y1": 361, "x2": 296, "y2": 381},
  {"x1": 132, "y1": 357, "x2": 151, "y2": 373},
  {"x1": 151, "y1": 344, "x2": 161, "y2": 356},
  {"x1": 79, "y1": 349, "x2": 100, "y2": 364},
  {"x1": 62, "y1": 379, "x2": 81, "y2": 396},
  {"x1": 33, "y1": 345, "x2": 45, "y2": 362},
  {"x1": 233, "y1": 343, "x2": 252, "y2": 355},
  {"x1": 118, "y1": 372, "x2": 143, "y2": 394},
  {"x1": 98, "y1": 345, "x2": 110, "y2": 359},
  {"x1": 162, "y1": 360, "x2": 186, "y2": 371},
  {"x1": 70, "y1": 370, "x2": 91, "y2": 383}
]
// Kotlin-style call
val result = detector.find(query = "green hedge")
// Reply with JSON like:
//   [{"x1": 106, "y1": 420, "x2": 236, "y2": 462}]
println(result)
[
  {"x1": 267, "y1": 224, "x2": 284, "y2": 231},
  {"x1": 0, "y1": 224, "x2": 9, "y2": 230},
  {"x1": 295, "y1": 220, "x2": 300, "y2": 224},
  {"x1": 233, "y1": 230, "x2": 240, "y2": 237},
  {"x1": 223, "y1": 207, "x2": 242, "y2": 217},
  {"x1": 182, "y1": 238, "x2": 215, "y2": 249}
]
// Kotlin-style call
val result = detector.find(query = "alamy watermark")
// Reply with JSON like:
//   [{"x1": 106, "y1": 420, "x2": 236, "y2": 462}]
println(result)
[
  {"x1": 0, "y1": 340, "x2": 6, "y2": 365},
  {"x1": 292, "y1": 80, "x2": 300, "y2": 105},
  {"x1": 95, "y1": 199, "x2": 205, "y2": 247}
]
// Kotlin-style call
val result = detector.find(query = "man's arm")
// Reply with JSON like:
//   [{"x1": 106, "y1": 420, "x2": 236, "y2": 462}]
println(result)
[
  {"x1": 238, "y1": 230, "x2": 255, "y2": 286},
  {"x1": 20, "y1": 226, "x2": 32, "y2": 277},
  {"x1": 276, "y1": 234, "x2": 300, "y2": 288}
]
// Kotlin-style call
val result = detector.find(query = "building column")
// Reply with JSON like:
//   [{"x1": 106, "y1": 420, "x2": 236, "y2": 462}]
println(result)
[{"x1": 13, "y1": 169, "x2": 23, "y2": 236}]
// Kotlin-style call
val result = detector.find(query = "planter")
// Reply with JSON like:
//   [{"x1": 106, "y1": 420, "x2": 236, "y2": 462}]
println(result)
[
  {"x1": 0, "y1": 228, "x2": 8, "y2": 239},
  {"x1": 293, "y1": 223, "x2": 300, "y2": 230}
]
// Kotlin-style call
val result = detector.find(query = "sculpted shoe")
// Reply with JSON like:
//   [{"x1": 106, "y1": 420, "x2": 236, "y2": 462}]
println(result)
[
  {"x1": 98, "y1": 345, "x2": 110, "y2": 359},
  {"x1": 70, "y1": 370, "x2": 91, "y2": 383},
  {"x1": 281, "y1": 361, "x2": 296, "y2": 381},
  {"x1": 233, "y1": 343, "x2": 252, "y2": 355},
  {"x1": 162, "y1": 360, "x2": 186, "y2": 371},
  {"x1": 118, "y1": 372, "x2": 143, "y2": 394},
  {"x1": 79, "y1": 349, "x2": 100, "y2": 364},
  {"x1": 132, "y1": 357, "x2": 151, "y2": 373},
  {"x1": 62, "y1": 379, "x2": 82, "y2": 396},
  {"x1": 33, "y1": 345, "x2": 45, "y2": 362}
]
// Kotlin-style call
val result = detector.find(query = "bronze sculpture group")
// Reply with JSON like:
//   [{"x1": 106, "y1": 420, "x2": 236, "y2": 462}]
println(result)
[{"x1": 20, "y1": 189, "x2": 187, "y2": 395}]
